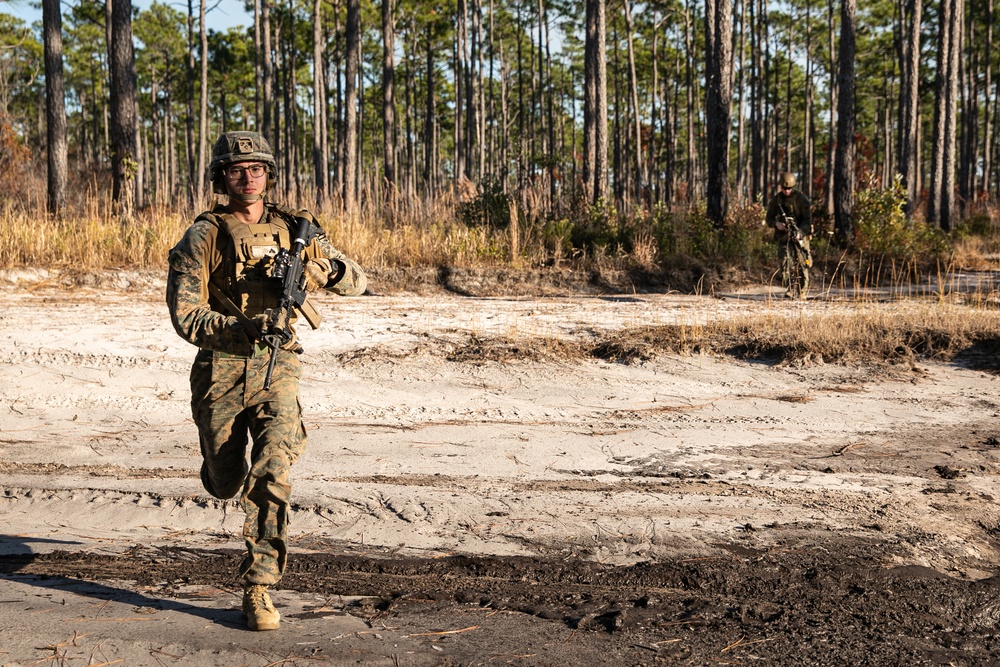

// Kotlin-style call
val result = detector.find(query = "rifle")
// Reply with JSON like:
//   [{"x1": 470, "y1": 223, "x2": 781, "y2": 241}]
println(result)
[
  {"x1": 777, "y1": 203, "x2": 808, "y2": 252},
  {"x1": 261, "y1": 216, "x2": 322, "y2": 390},
  {"x1": 777, "y1": 203, "x2": 812, "y2": 269}
]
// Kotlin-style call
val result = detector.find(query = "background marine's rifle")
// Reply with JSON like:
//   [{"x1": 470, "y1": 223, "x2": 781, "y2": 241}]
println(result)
[
  {"x1": 261, "y1": 216, "x2": 322, "y2": 390},
  {"x1": 778, "y1": 204, "x2": 809, "y2": 253},
  {"x1": 776, "y1": 204, "x2": 812, "y2": 273}
]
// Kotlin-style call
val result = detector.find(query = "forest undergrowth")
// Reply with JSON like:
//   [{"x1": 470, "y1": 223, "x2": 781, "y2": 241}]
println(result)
[{"x1": 4, "y1": 163, "x2": 1000, "y2": 371}]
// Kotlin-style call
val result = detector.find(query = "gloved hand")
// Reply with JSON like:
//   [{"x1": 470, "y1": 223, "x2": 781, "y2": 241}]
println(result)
[
  {"x1": 303, "y1": 260, "x2": 329, "y2": 292},
  {"x1": 244, "y1": 313, "x2": 269, "y2": 339},
  {"x1": 220, "y1": 315, "x2": 264, "y2": 355}
]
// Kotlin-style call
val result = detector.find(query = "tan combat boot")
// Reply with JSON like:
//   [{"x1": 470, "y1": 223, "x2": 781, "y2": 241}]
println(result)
[{"x1": 242, "y1": 584, "x2": 280, "y2": 631}]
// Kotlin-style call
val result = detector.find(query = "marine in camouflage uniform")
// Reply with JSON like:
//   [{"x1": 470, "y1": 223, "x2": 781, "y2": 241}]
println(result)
[
  {"x1": 766, "y1": 172, "x2": 813, "y2": 299},
  {"x1": 166, "y1": 131, "x2": 366, "y2": 631}
]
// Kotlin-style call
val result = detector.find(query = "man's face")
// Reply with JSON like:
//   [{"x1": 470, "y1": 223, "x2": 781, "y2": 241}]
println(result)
[
  {"x1": 223, "y1": 161, "x2": 268, "y2": 200},
  {"x1": 781, "y1": 186, "x2": 793, "y2": 196}
]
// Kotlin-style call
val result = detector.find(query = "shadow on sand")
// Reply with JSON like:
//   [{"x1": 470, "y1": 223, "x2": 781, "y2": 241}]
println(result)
[{"x1": 0, "y1": 534, "x2": 245, "y2": 629}]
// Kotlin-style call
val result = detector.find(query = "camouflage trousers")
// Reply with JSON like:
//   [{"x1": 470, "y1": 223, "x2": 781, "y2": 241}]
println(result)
[
  {"x1": 190, "y1": 346, "x2": 307, "y2": 586},
  {"x1": 777, "y1": 233, "x2": 812, "y2": 294}
]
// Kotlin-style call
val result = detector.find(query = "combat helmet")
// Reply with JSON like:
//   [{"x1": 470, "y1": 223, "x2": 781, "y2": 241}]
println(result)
[
  {"x1": 780, "y1": 172, "x2": 796, "y2": 189},
  {"x1": 209, "y1": 131, "x2": 277, "y2": 196}
]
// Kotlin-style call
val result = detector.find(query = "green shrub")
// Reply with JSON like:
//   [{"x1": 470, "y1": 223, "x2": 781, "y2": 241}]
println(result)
[
  {"x1": 717, "y1": 202, "x2": 771, "y2": 267},
  {"x1": 854, "y1": 175, "x2": 948, "y2": 258},
  {"x1": 542, "y1": 218, "x2": 574, "y2": 259},
  {"x1": 645, "y1": 202, "x2": 770, "y2": 269},
  {"x1": 647, "y1": 205, "x2": 715, "y2": 259},
  {"x1": 651, "y1": 203, "x2": 680, "y2": 256},
  {"x1": 459, "y1": 179, "x2": 512, "y2": 229},
  {"x1": 954, "y1": 213, "x2": 996, "y2": 239},
  {"x1": 570, "y1": 198, "x2": 621, "y2": 252}
]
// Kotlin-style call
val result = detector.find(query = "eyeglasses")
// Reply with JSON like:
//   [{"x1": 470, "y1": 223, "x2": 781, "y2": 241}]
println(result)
[{"x1": 225, "y1": 164, "x2": 267, "y2": 180}]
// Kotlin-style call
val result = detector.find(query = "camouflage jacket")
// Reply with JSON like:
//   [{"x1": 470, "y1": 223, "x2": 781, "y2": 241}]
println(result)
[
  {"x1": 166, "y1": 203, "x2": 367, "y2": 356},
  {"x1": 766, "y1": 189, "x2": 812, "y2": 237}
]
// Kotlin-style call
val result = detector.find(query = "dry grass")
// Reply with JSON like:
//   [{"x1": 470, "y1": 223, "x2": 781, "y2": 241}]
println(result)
[
  {"x1": 951, "y1": 235, "x2": 1000, "y2": 272},
  {"x1": 587, "y1": 304, "x2": 1000, "y2": 367},
  {"x1": 441, "y1": 304, "x2": 1000, "y2": 369},
  {"x1": 5, "y1": 193, "x2": 1000, "y2": 372},
  {"x1": 0, "y1": 200, "x2": 189, "y2": 270},
  {"x1": 0, "y1": 196, "x2": 529, "y2": 272}
]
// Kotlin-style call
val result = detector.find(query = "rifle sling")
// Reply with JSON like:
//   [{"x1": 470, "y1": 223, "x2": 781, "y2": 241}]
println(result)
[
  {"x1": 208, "y1": 281, "x2": 321, "y2": 337},
  {"x1": 208, "y1": 282, "x2": 263, "y2": 339}
]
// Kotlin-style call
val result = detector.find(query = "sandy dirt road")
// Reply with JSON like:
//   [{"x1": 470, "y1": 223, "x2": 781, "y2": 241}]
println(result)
[{"x1": 2, "y1": 274, "x2": 1000, "y2": 665}]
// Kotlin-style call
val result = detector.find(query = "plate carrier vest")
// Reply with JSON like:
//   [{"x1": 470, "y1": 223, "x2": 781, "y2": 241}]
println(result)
[{"x1": 196, "y1": 204, "x2": 309, "y2": 320}]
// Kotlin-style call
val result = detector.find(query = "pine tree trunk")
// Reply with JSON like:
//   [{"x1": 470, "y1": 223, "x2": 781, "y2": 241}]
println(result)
[
  {"x1": 664, "y1": 57, "x2": 677, "y2": 207},
  {"x1": 109, "y1": 0, "x2": 137, "y2": 220},
  {"x1": 929, "y1": 0, "x2": 962, "y2": 230},
  {"x1": 455, "y1": 0, "x2": 467, "y2": 184},
  {"x1": 290, "y1": 14, "x2": 302, "y2": 204},
  {"x1": 515, "y1": 14, "x2": 526, "y2": 194},
  {"x1": 624, "y1": 0, "x2": 645, "y2": 201},
  {"x1": 134, "y1": 96, "x2": 145, "y2": 210},
  {"x1": 468, "y1": 0, "x2": 480, "y2": 183},
  {"x1": 749, "y1": 0, "x2": 764, "y2": 200},
  {"x1": 342, "y1": 0, "x2": 360, "y2": 211},
  {"x1": 168, "y1": 99, "x2": 177, "y2": 200},
  {"x1": 734, "y1": 0, "x2": 747, "y2": 203},
  {"x1": 185, "y1": 0, "x2": 196, "y2": 202},
  {"x1": 943, "y1": 0, "x2": 963, "y2": 228},
  {"x1": 612, "y1": 22, "x2": 623, "y2": 205},
  {"x1": 583, "y1": 0, "x2": 598, "y2": 199},
  {"x1": 784, "y1": 20, "x2": 793, "y2": 173},
  {"x1": 321, "y1": 33, "x2": 330, "y2": 199},
  {"x1": 992, "y1": 72, "x2": 1000, "y2": 200},
  {"x1": 475, "y1": 0, "x2": 485, "y2": 183},
  {"x1": 500, "y1": 35, "x2": 509, "y2": 189},
  {"x1": 382, "y1": 0, "x2": 397, "y2": 202},
  {"x1": 833, "y1": 0, "x2": 856, "y2": 245},
  {"x1": 42, "y1": 0, "x2": 67, "y2": 215},
  {"x1": 153, "y1": 82, "x2": 162, "y2": 204},
  {"x1": 197, "y1": 0, "x2": 208, "y2": 202},
  {"x1": 802, "y1": 0, "x2": 814, "y2": 199},
  {"x1": 984, "y1": 1, "x2": 993, "y2": 199},
  {"x1": 254, "y1": 0, "x2": 261, "y2": 129},
  {"x1": 405, "y1": 23, "x2": 416, "y2": 199},
  {"x1": 651, "y1": 14, "x2": 661, "y2": 203},
  {"x1": 705, "y1": 0, "x2": 733, "y2": 226},
  {"x1": 594, "y1": 0, "x2": 608, "y2": 204},
  {"x1": 824, "y1": 0, "x2": 838, "y2": 217},
  {"x1": 684, "y1": 0, "x2": 696, "y2": 203},
  {"x1": 896, "y1": 0, "x2": 921, "y2": 216},
  {"x1": 544, "y1": 0, "x2": 556, "y2": 206},
  {"x1": 332, "y1": 5, "x2": 343, "y2": 199},
  {"x1": 261, "y1": 0, "x2": 273, "y2": 144},
  {"x1": 422, "y1": 29, "x2": 436, "y2": 194},
  {"x1": 313, "y1": 0, "x2": 327, "y2": 206},
  {"x1": 487, "y1": 0, "x2": 496, "y2": 183},
  {"x1": 958, "y1": 10, "x2": 974, "y2": 217},
  {"x1": 79, "y1": 89, "x2": 90, "y2": 170},
  {"x1": 276, "y1": 24, "x2": 286, "y2": 197}
]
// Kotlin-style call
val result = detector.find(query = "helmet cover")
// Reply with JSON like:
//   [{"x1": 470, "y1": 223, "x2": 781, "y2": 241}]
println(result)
[{"x1": 210, "y1": 131, "x2": 277, "y2": 195}]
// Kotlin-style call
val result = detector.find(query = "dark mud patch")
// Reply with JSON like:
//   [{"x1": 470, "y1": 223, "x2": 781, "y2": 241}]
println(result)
[{"x1": 4, "y1": 538, "x2": 1000, "y2": 665}]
